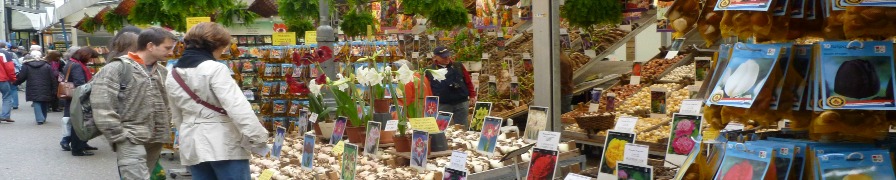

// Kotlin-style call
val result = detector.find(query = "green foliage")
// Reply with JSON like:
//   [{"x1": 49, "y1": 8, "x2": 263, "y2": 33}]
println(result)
[
  {"x1": 279, "y1": 0, "x2": 324, "y2": 37},
  {"x1": 78, "y1": 16, "x2": 98, "y2": 34},
  {"x1": 162, "y1": 0, "x2": 233, "y2": 17},
  {"x1": 428, "y1": 1, "x2": 469, "y2": 30},
  {"x1": 339, "y1": 9, "x2": 376, "y2": 38},
  {"x1": 561, "y1": 0, "x2": 622, "y2": 28},
  {"x1": 400, "y1": 0, "x2": 437, "y2": 16},
  {"x1": 217, "y1": 2, "x2": 260, "y2": 27},
  {"x1": 103, "y1": 11, "x2": 126, "y2": 33},
  {"x1": 287, "y1": 18, "x2": 315, "y2": 38},
  {"x1": 129, "y1": 0, "x2": 186, "y2": 31}
]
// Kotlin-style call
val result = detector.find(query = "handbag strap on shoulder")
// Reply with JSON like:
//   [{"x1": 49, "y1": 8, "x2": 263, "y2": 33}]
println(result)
[{"x1": 172, "y1": 68, "x2": 228, "y2": 115}]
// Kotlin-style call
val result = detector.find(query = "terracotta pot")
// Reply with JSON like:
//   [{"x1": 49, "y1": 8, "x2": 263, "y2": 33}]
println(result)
[
  {"x1": 373, "y1": 113, "x2": 394, "y2": 144},
  {"x1": 346, "y1": 126, "x2": 366, "y2": 146},
  {"x1": 373, "y1": 98, "x2": 392, "y2": 113},
  {"x1": 313, "y1": 123, "x2": 323, "y2": 136},
  {"x1": 394, "y1": 134, "x2": 412, "y2": 152},
  {"x1": 318, "y1": 122, "x2": 336, "y2": 140},
  {"x1": 380, "y1": 131, "x2": 395, "y2": 144}
]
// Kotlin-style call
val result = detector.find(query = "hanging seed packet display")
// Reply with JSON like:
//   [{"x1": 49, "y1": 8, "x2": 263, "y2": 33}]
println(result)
[
  {"x1": 714, "y1": 142, "x2": 774, "y2": 180},
  {"x1": 301, "y1": 134, "x2": 315, "y2": 170},
  {"x1": 469, "y1": 102, "x2": 494, "y2": 131},
  {"x1": 341, "y1": 143, "x2": 359, "y2": 180},
  {"x1": 817, "y1": 150, "x2": 895, "y2": 180},
  {"x1": 708, "y1": 43, "x2": 783, "y2": 108},
  {"x1": 666, "y1": 114, "x2": 704, "y2": 165},
  {"x1": 818, "y1": 41, "x2": 896, "y2": 110},
  {"x1": 363, "y1": 121, "x2": 382, "y2": 157},
  {"x1": 599, "y1": 131, "x2": 637, "y2": 176},
  {"x1": 523, "y1": 106, "x2": 549, "y2": 140},
  {"x1": 615, "y1": 162, "x2": 654, "y2": 180},
  {"x1": 747, "y1": 141, "x2": 795, "y2": 180},
  {"x1": 476, "y1": 116, "x2": 504, "y2": 156}
]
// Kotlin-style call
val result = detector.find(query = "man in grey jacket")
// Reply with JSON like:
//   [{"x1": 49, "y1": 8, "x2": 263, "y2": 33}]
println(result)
[{"x1": 91, "y1": 28, "x2": 175, "y2": 180}]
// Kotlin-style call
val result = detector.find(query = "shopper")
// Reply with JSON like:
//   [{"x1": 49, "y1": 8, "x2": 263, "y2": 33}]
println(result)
[
  {"x1": 427, "y1": 46, "x2": 476, "y2": 129},
  {"x1": 560, "y1": 53, "x2": 574, "y2": 113},
  {"x1": 166, "y1": 22, "x2": 269, "y2": 179},
  {"x1": 92, "y1": 27, "x2": 175, "y2": 179},
  {"x1": 107, "y1": 26, "x2": 143, "y2": 59},
  {"x1": 63, "y1": 48, "x2": 100, "y2": 155},
  {"x1": 13, "y1": 52, "x2": 54, "y2": 125},
  {"x1": 0, "y1": 42, "x2": 17, "y2": 123},
  {"x1": 58, "y1": 46, "x2": 80, "y2": 151},
  {"x1": 45, "y1": 50, "x2": 64, "y2": 112}
]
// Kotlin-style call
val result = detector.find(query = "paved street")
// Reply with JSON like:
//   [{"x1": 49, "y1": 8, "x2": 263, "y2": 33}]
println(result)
[{"x1": 0, "y1": 91, "x2": 185, "y2": 179}]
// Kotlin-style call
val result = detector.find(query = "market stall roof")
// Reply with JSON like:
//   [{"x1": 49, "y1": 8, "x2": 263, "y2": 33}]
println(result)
[{"x1": 10, "y1": 10, "x2": 44, "y2": 31}]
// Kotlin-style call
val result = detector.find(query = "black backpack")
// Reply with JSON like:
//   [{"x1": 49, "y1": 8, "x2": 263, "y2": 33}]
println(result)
[{"x1": 70, "y1": 59, "x2": 133, "y2": 141}]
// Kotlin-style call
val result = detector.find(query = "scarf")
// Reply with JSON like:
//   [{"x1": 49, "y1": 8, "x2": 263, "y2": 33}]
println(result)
[
  {"x1": 174, "y1": 48, "x2": 216, "y2": 68},
  {"x1": 70, "y1": 58, "x2": 92, "y2": 81}
]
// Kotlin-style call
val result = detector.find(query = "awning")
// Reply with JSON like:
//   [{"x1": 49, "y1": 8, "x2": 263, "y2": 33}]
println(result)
[{"x1": 10, "y1": 10, "x2": 42, "y2": 31}]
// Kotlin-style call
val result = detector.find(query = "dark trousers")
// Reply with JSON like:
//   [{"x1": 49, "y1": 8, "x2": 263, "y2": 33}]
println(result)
[
  {"x1": 190, "y1": 160, "x2": 251, "y2": 180},
  {"x1": 69, "y1": 126, "x2": 88, "y2": 153}
]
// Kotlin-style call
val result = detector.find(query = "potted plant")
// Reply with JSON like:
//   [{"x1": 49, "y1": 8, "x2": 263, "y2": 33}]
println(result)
[
  {"x1": 291, "y1": 46, "x2": 337, "y2": 138},
  {"x1": 391, "y1": 60, "x2": 449, "y2": 152}
]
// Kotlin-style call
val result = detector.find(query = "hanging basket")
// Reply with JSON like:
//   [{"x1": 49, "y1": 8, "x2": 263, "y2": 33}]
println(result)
[
  {"x1": 498, "y1": 0, "x2": 520, "y2": 6},
  {"x1": 248, "y1": 0, "x2": 278, "y2": 17},
  {"x1": 93, "y1": 7, "x2": 111, "y2": 23},
  {"x1": 113, "y1": 0, "x2": 136, "y2": 16},
  {"x1": 74, "y1": 16, "x2": 89, "y2": 29}
]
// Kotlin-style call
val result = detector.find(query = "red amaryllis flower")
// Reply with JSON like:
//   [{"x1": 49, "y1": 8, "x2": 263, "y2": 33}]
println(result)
[
  {"x1": 315, "y1": 74, "x2": 328, "y2": 84},
  {"x1": 292, "y1": 50, "x2": 309, "y2": 65},
  {"x1": 287, "y1": 77, "x2": 310, "y2": 94},
  {"x1": 722, "y1": 161, "x2": 754, "y2": 180},
  {"x1": 315, "y1": 46, "x2": 334, "y2": 63}
]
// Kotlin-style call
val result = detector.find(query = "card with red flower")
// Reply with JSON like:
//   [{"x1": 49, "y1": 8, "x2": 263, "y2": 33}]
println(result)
[
  {"x1": 411, "y1": 130, "x2": 430, "y2": 170},
  {"x1": 424, "y1": 96, "x2": 440, "y2": 118},
  {"x1": 526, "y1": 148, "x2": 558, "y2": 180},
  {"x1": 436, "y1": 111, "x2": 454, "y2": 131},
  {"x1": 714, "y1": 142, "x2": 773, "y2": 180},
  {"x1": 476, "y1": 116, "x2": 504, "y2": 156}
]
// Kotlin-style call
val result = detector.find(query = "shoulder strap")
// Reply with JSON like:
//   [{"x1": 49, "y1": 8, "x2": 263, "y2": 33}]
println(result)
[
  {"x1": 172, "y1": 68, "x2": 228, "y2": 115},
  {"x1": 117, "y1": 60, "x2": 132, "y2": 90},
  {"x1": 64, "y1": 62, "x2": 73, "y2": 82}
]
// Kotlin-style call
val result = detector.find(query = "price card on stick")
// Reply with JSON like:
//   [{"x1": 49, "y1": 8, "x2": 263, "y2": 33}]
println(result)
[
  {"x1": 304, "y1": 31, "x2": 317, "y2": 44},
  {"x1": 584, "y1": 50, "x2": 597, "y2": 58},
  {"x1": 309, "y1": 113, "x2": 319, "y2": 123},
  {"x1": 623, "y1": 143, "x2": 650, "y2": 165},
  {"x1": 679, "y1": 99, "x2": 704, "y2": 115},
  {"x1": 614, "y1": 116, "x2": 638, "y2": 133},
  {"x1": 447, "y1": 151, "x2": 468, "y2": 170},
  {"x1": 384, "y1": 120, "x2": 399, "y2": 131},
  {"x1": 564, "y1": 173, "x2": 592, "y2": 180},
  {"x1": 272, "y1": 32, "x2": 297, "y2": 45},
  {"x1": 536, "y1": 131, "x2": 561, "y2": 151},
  {"x1": 630, "y1": 76, "x2": 641, "y2": 85}
]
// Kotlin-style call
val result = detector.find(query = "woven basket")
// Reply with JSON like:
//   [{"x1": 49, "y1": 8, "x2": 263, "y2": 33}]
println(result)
[
  {"x1": 249, "y1": 0, "x2": 278, "y2": 17},
  {"x1": 574, "y1": 114, "x2": 615, "y2": 131},
  {"x1": 498, "y1": 0, "x2": 520, "y2": 6},
  {"x1": 113, "y1": 0, "x2": 136, "y2": 16},
  {"x1": 93, "y1": 7, "x2": 111, "y2": 23}
]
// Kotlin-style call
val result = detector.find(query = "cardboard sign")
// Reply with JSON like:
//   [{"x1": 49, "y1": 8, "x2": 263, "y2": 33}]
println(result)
[
  {"x1": 409, "y1": 117, "x2": 440, "y2": 133},
  {"x1": 623, "y1": 143, "x2": 650, "y2": 165},
  {"x1": 535, "y1": 131, "x2": 561, "y2": 151},
  {"x1": 630, "y1": 76, "x2": 641, "y2": 85},
  {"x1": 272, "y1": 32, "x2": 296, "y2": 45},
  {"x1": 679, "y1": 99, "x2": 704, "y2": 115},
  {"x1": 186, "y1": 17, "x2": 211, "y2": 31},
  {"x1": 304, "y1": 31, "x2": 317, "y2": 44},
  {"x1": 447, "y1": 151, "x2": 469, "y2": 170},
  {"x1": 614, "y1": 116, "x2": 638, "y2": 133},
  {"x1": 384, "y1": 120, "x2": 399, "y2": 131}
]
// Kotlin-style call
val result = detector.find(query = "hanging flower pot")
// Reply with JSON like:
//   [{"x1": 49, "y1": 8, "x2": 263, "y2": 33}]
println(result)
[
  {"x1": 113, "y1": 0, "x2": 136, "y2": 16},
  {"x1": 346, "y1": 126, "x2": 367, "y2": 146},
  {"x1": 394, "y1": 134, "x2": 411, "y2": 152}
]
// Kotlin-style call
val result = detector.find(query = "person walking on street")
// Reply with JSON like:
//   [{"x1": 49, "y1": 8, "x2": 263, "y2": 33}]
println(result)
[
  {"x1": 58, "y1": 46, "x2": 79, "y2": 151},
  {"x1": 14, "y1": 53, "x2": 54, "y2": 125},
  {"x1": 166, "y1": 22, "x2": 269, "y2": 179},
  {"x1": 92, "y1": 27, "x2": 175, "y2": 179},
  {"x1": 427, "y1": 46, "x2": 476, "y2": 129},
  {"x1": 62, "y1": 48, "x2": 100, "y2": 155},
  {"x1": 45, "y1": 50, "x2": 65, "y2": 112},
  {"x1": 0, "y1": 42, "x2": 18, "y2": 123}
]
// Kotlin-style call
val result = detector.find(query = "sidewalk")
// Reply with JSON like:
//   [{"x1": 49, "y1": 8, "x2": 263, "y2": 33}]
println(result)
[{"x1": 0, "y1": 91, "x2": 187, "y2": 179}]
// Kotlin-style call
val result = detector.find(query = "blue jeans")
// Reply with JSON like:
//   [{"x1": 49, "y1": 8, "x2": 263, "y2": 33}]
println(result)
[
  {"x1": 32, "y1": 101, "x2": 49, "y2": 123},
  {"x1": 0, "y1": 82, "x2": 12, "y2": 119},
  {"x1": 11, "y1": 85, "x2": 18, "y2": 108},
  {"x1": 439, "y1": 101, "x2": 470, "y2": 129},
  {"x1": 189, "y1": 160, "x2": 251, "y2": 180}
]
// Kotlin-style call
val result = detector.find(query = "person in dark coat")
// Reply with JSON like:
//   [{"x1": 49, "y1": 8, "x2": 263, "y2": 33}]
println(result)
[
  {"x1": 45, "y1": 50, "x2": 65, "y2": 112},
  {"x1": 62, "y1": 48, "x2": 100, "y2": 156},
  {"x1": 13, "y1": 54, "x2": 54, "y2": 125}
]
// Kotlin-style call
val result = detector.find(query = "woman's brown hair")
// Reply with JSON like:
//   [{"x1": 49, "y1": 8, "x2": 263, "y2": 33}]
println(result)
[
  {"x1": 45, "y1": 50, "x2": 62, "y2": 62},
  {"x1": 71, "y1": 48, "x2": 99, "y2": 63},
  {"x1": 183, "y1": 22, "x2": 231, "y2": 52},
  {"x1": 107, "y1": 32, "x2": 139, "y2": 59}
]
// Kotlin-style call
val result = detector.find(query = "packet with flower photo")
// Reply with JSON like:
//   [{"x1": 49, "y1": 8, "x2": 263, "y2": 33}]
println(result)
[
  {"x1": 526, "y1": 148, "x2": 559, "y2": 180},
  {"x1": 476, "y1": 116, "x2": 504, "y2": 157},
  {"x1": 746, "y1": 141, "x2": 795, "y2": 180},
  {"x1": 759, "y1": 139, "x2": 808, "y2": 180},
  {"x1": 665, "y1": 114, "x2": 704, "y2": 166},
  {"x1": 598, "y1": 131, "x2": 637, "y2": 176},
  {"x1": 714, "y1": 142, "x2": 774, "y2": 180},
  {"x1": 818, "y1": 41, "x2": 896, "y2": 110},
  {"x1": 615, "y1": 162, "x2": 653, "y2": 180},
  {"x1": 707, "y1": 43, "x2": 783, "y2": 108},
  {"x1": 817, "y1": 150, "x2": 895, "y2": 180}
]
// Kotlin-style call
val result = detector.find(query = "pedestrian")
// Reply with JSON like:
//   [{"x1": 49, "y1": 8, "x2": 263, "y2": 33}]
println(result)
[
  {"x1": 62, "y1": 48, "x2": 100, "y2": 155},
  {"x1": 560, "y1": 53, "x2": 574, "y2": 114},
  {"x1": 166, "y1": 22, "x2": 269, "y2": 179},
  {"x1": 58, "y1": 46, "x2": 80, "y2": 151},
  {"x1": 92, "y1": 27, "x2": 175, "y2": 179},
  {"x1": 0, "y1": 42, "x2": 18, "y2": 123},
  {"x1": 427, "y1": 46, "x2": 476, "y2": 129},
  {"x1": 45, "y1": 50, "x2": 65, "y2": 112},
  {"x1": 5, "y1": 45, "x2": 21, "y2": 110},
  {"x1": 107, "y1": 26, "x2": 142, "y2": 60},
  {"x1": 13, "y1": 52, "x2": 54, "y2": 125}
]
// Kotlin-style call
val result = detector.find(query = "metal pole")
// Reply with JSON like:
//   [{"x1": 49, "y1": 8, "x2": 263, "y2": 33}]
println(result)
[
  {"x1": 533, "y1": 0, "x2": 561, "y2": 131},
  {"x1": 60, "y1": 19, "x2": 68, "y2": 48},
  {"x1": 318, "y1": 0, "x2": 338, "y2": 107}
]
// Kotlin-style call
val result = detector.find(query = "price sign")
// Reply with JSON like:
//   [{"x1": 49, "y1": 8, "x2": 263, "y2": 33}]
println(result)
[
  {"x1": 623, "y1": 143, "x2": 650, "y2": 165},
  {"x1": 273, "y1": 32, "x2": 297, "y2": 45},
  {"x1": 614, "y1": 116, "x2": 638, "y2": 132},
  {"x1": 679, "y1": 99, "x2": 704, "y2": 115},
  {"x1": 447, "y1": 151, "x2": 468, "y2": 170},
  {"x1": 630, "y1": 76, "x2": 641, "y2": 85},
  {"x1": 384, "y1": 120, "x2": 399, "y2": 131},
  {"x1": 309, "y1": 113, "x2": 319, "y2": 123},
  {"x1": 186, "y1": 17, "x2": 211, "y2": 31},
  {"x1": 304, "y1": 31, "x2": 317, "y2": 44},
  {"x1": 409, "y1": 117, "x2": 440, "y2": 133}
]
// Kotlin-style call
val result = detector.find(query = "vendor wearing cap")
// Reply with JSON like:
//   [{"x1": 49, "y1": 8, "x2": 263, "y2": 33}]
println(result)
[{"x1": 427, "y1": 46, "x2": 476, "y2": 129}]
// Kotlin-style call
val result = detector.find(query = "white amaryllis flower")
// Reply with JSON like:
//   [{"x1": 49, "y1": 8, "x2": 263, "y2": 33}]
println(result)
[
  {"x1": 309, "y1": 81, "x2": 323, "y2": 96},
  {"x1": 335, "y1": 74, "x2": 350, "y2": 91},
  {"x1": 356, "y1": 67, "x2": 371, "y2": 85},
  {"x1": 430, "y1": 68, "x2": 448, "y2": 82},
  {"x1": 367, "y1": 67, "x2": 384, "y2": 86},
  {"x1": 396, "y1": 64, "x2": 415, "y2": 84}
]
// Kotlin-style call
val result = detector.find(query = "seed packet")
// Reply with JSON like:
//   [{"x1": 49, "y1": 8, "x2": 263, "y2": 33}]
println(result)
[
  {"x1": 770, "y1": 43, "x2": 794, "y2": 110},
  {"x1": 281, "y1": 63, "x2": 294, "y2": 78},
  {"x1": 243, "y1": 90, "x2": 256, "y2": 101},
  {"x1": 673, "y1": 136, "x2": 704, "y2": 179},
  {"x1": 759, "y1": 139, "x2": 808, "y2": 180},
  {"x1": 278, "y1": 81, "x2": 288, "y2": 96},
  {"x1": 705, "y1": 44, "x2": 733, "y2": 103},
  {"x1": 435, "y1": 111, "x2": 453, "y2": 132},
  {"x1": 707, "y1": 43, "x2": 783, "y2": 108},
  {"x1": 469, "y1": 102, "x2": 493, "y2": 132},
  {"x1": 599, "y1": 131, "x2": 637, "y2": 175},
  {"x1": 615, "y1": 162, "x2": 653, "y2": 180},
  {"x1": 410, "y1": 130, "x2": 430, "y2": 170},
  {"x1": 263, "y1": 63, "x2": 276, "y2": 78},
  {"x1": 476, "y1": 116, "x2": 503, "y2": 157},
  {"x1": 363, "y1": 121, "x2": 381, "y2": 158},
  {"x1": 746, "y1": 141, "x2": 795, "y2": 180},
  {"x1": 817, "y1": 150, "x2": 895, "y2": 180},
  {"x1": 273, "y1": 99, "x2": 287, "y2": 114},
  {"x1": 271, "y1": 47, "x2": 283, "y2": 59},
  {"x1": 715, "y1": 0, "x2": 774, "y2": 11},
  {"x1": 331, "y1": 117, "x2": 348, "y2": 144},
  {"x1": 241, "y1": 73, "x2": 256, "y2": 88},
  {"x1": 424, "y1": 96, "x2": 439, "y2": 118},
  {"x1": 289, "y1": 100, "x2": 301, "y2": 115},
  {"x1": 251, "y1": 103, "x2": 261, "y2": 114},
  {"x1": 818, "y1": 41, "x2": 896, "y2": 110},
  {"x1": 714, "y1": 142, "x2": 774, "y2": 180},
  {"x1": 523, "y1": 106, "x2": 549, "y2": 141},
  {"x1": 650, "y1": 87, "x2": 668, "y2": 114},
  {"x1": 791, "y1": 45, "x2": 813, "y2": 110},
  {"x1": 272, "y1": 127, "x2": 286, "y2": 159},
  {"x1": 805, "y1": 143, "x2": 876, "y2": 180},
  {"x1": 261, "y1": 82, "x2": 273, "y2": 96},
  {"x1": 298, "y1": 109, "x2": 309, "y2": 134}
]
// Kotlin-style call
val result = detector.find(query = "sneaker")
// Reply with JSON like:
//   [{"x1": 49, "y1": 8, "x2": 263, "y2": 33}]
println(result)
[
  {"x1": 37, "y1": 122, "x2": 44, "y2": 125},
  {"x1": 72, "y1": 151, "x2": 94, "y2": 156},
  {"x1": 60, "y1": 142, "x2": 71, "y2": 151},
  {"x1": 2, "y1": 119, "x2": 14, "y2": 122}
]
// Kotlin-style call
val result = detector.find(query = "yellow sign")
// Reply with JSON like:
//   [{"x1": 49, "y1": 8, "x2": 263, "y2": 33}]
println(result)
[
  {"x1": 409, "y1": 117, "x2": 441, "y2": 133},
  {"x1": 185, "y1": 17, "x2": 211, "y2": 31},
  {"x1": 332, "y1": 140, "x2": 345, "y2": 155},
  {"x1": 258, "y1": 169, "x2": 275, "y2": 180},
  {"x1": 272, "y1": 32, "x2": 296, "y2": 45},
  {"x1": 304, "y1": 31, "x2": 317, "y2": 44}
]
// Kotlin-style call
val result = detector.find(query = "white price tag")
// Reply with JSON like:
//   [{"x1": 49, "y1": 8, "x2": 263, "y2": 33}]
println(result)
[
  {"x1": 447, "y1": 151, "x2": 468, "y2": 170},
  {"x1": 560, "y1": 28, "x2": 569, "y2": 35},
  {"x1": 482, "y1": 53, "x2": 490, "y2": 59},
  {"x1": 428, "y1": 35, "x2": 436, "y2": 40},
  {"x1": 412, "y1": 52, "x2": 420, "y2": 58},
  {"x1": 679, "y1": 99, "x2": 704, "y2": 115},
  {"x1": 564, "y1": 173, "x2": 591, "y2": 180},
  {"x1": 584, "y1": 50, "x2": 597, "y2": 58},
  {"x1": 623, "y1": 143, "x2": 650, "y2": 166},
  {"x1": 385, "y1": 120, "x2": 399, "y2": 131},
  {"x1": 535, "y1": 131, "x2": 561, "y2": 151},
  {"x1": 414, "y1": 35, "x2": 420, "y2": 40},
  {"x1": 723, "y1": 123, "x2": 745, "y2": 132},
  {"x1": 664, "y1": 51, "x2": 680, "y2": 59},
  {"x1": 614, "y1": 116, "x2": 638, "y2": 133},
  {"x1": 778, "y1": 119, "x2": 792, "y2": 130},
  {"x1": 427, "y1": 53, "x2": 433, "y2": 58},
  {"x1": 309, "y1": 113, "x2": 319, "y2": 123},
  {"x1": 630, "y1": 76, "x2": 641, "y2": 85},
  {"x1": 522, "y1": 53, "x2": 532, "y2": 59},
  {"x1": 497, "y1": 31, "x2": 504, "y2": 37}
]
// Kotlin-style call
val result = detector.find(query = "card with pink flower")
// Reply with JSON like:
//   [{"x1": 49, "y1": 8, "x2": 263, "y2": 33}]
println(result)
[
  {"x1": 476, "y1": 116, "x2": 504, "y2": 157},
  {"x1": 665, "y1": 113, "x2": 704, "y2": 168}
]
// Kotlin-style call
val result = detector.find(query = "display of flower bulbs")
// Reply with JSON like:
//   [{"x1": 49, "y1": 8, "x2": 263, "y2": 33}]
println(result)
[
  {"x1": 566, "y1": 116, "x2": 672, "y2": 144},
  {"x1": 659, "y1": 64, "x2": 695, "y2": 82},
  {"x1": 617, "y1": 83, "x2": 683, "y2": 115},
  {"x1": 642, "y1": 55, "x2": 687, "y2": 80},
  {"x1": 664, "y1": 87, "x2": 692, "y2": 116}
]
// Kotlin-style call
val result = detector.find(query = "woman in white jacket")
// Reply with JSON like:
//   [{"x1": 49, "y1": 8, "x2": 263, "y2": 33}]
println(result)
[{"x1": 165, "y1": 22, "x2": 268, "y2": 179}]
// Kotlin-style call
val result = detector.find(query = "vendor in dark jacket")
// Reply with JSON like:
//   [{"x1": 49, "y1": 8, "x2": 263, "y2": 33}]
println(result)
[
  {"x1": 14, "y1": 54, "x2": 54, "y2": 125},
  {"x1": 427, "y1": 46, "x2": 476, "y2": 129}
]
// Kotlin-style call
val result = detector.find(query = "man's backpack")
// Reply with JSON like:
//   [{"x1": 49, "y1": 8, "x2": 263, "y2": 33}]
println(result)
[{"x1": 70, "y1": 59, "x2": 133, "y2": 141}]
